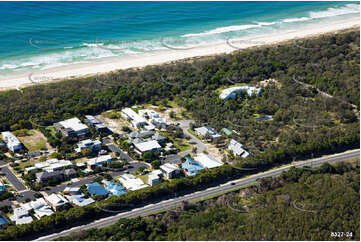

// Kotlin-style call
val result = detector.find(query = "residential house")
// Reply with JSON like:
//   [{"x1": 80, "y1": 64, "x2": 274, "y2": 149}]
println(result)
[
  {"x1": 160, "y1": 163, "x2": 181, "y2": 179},
  {"x1": 66, "y1": 194, "x2": 95, "y2": 207},
  {"x1": 63, "y1": 186, "x2": 81, "y2": 196},
  {"x1": 128, "y1": 130, "x2": 155, "y2": 139},
  {"x1": 104, "y1": 180, "x2": 127, "y2": 196},
  {"x1": 182, "y1": 157, "x2": 204, "y2": 176},
  {"x1": 64, "y1": 168, "x2": 78, "y2": 179},
  {"x1": 27, "y1": 158, "x2": 72, "y2": 173},
  {"x1": 134, "y1": 140, "x2": 161, "y2": 155},
  {"x1": 36, "y1": 170, "x2": 64, "y2": 184},
  {"x1": 148, "y1": 169, "x2": 163, "y2": 186},
  {"x1": 87, "y1": 182, "x2": 108, "y2": 196},
  {"x1": 193, "y1": 154, "x2": 223, "y2": 169},
  {"x1": 121, "y1": 108, "x2": 148, "y2": 128},
  {"x1": 0, "y1": 182, "x2": 6, "y2": 194},
  {"x1": 118, "y1": 174, "x2": 149, "y2": 191},
  {"x1": 54, "y1": 117, "x2": 89, "y2": 137},
  {"x1": 221, "y1": 128, "x2": 234, "y2": 136},
  {"x1": 85, "y1": 115, "x2": 111, "y2": 133},
  {"x1": 139, "y1": 109, "x2": 167, "y2": 129},
  {"x1": 219, "y1": 86, "x2": 262, "y2": 100},
  {"x1": 22, "y1": 198, "x2": 54, "y2": 219},
  {"x1": 75, "y1": 139, "x2": 102, "y2": 153},
  {"x1": 151, "y1": 133, "x2": 167, "y2": 146},
  {"x1": 87, "y1": 155, "x2": 113, "y2": 169},
  {"x1": 10, "y1": 207, "x2": 33, "y2": 225},
  {"x1": 1, "y1": 131, "x2": 22, "y2": 152},
  {"x1": 228, "y1": 139, "x2": 250, "y2": 158},
  {"x1": 194, "y1": 126, "x2": 222, "y2": 141},
  {"x1": 0, "y1": 214, "x2": 9, "y2": 229},
  {"x1": 45, "y1": 193, "x2": 69, "y2": 211}
]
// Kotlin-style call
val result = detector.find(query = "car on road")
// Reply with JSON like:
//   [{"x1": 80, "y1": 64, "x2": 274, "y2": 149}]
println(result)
[{"x1": 230, "y1": 182, "x2": 236, "y2": 185}]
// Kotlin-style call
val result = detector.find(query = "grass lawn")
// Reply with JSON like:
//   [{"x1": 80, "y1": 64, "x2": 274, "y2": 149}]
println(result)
[
  {"x1": 131, "y1": 106, "x2": 144, "y2": 113},
  {"x1": 136, "y1": 174, "x2": 149, "y2": 184},
  {"x1": 160, "y1": 132, "x2": 191, "y2": 152},
  {"x1": 187, "y1": 128, "x2": 200, "y2": 139},
  {"x1": 17, "y1": 129, "x2": 48, "y2": 152},
  {"x1": 173, "y1": 138, "x2": 191, "y2": 152},
  {"x1": 18, "y1": 160, "x2": 35, "y2": 170},
  {"x1": 46, "y1": 126, "x2": 57, "y2": 138}
]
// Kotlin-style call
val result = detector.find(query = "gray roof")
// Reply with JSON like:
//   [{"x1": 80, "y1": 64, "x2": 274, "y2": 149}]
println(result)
[
  {"x1": 64, "y1": 168, "x2": 77, "y2": 176},
  {"x1": 128, "y1": 131, "x2": 155, "y2": 139},
  {"x1": 152, "y1": 133, "x2": 166, "y2": 141},
  {"x1": 36, "y1": 170, "x2": 63, "y2": 180}
]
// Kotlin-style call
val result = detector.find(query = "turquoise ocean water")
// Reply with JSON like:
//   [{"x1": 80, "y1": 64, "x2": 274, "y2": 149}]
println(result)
[{"x1": 0, "y1": 1, "x2": 359, "y2": 76}]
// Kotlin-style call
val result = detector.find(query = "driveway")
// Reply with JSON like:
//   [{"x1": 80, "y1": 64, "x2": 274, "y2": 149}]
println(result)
[
  {"x1": 164, "y1": 150, "x2": 191, "y2": 164},
  {"x1": 178, "y1": 120, "x2": 207, "y2": 153},
  {"x1": 17, "y1": 191, "x2": 37, "y2": 203},
  {"x1": 44, "y1": 177, "x2": 95, "y2": 195}
]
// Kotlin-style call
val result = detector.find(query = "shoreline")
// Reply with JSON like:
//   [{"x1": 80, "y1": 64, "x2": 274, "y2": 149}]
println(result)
[{"x1": 0, "y1": 17, "x2": 359, "y2": 91}]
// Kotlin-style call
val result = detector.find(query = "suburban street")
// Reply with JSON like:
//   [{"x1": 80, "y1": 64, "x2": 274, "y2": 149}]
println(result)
[
  {"x1": 35, "y1": 149, "x2": 359, "y2": 241},
  {"x1": 107, "y1": 144, "x2": 133, "y2": 162},
  {"x1": 0, "y1": 166, "x2": 26, "y2": 191}
]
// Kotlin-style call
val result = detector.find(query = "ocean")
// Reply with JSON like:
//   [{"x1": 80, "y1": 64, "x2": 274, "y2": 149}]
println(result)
[{"x1": 0, "y1": 1, "x2": 359, "y2": 77}]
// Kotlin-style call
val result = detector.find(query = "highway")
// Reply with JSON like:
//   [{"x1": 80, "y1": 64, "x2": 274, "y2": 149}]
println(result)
[{"x1": 36, "y1": 149, "x2": 359, "y2": 241}]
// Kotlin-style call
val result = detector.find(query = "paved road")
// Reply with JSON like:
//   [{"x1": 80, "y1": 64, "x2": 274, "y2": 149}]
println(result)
[
  {"x1": 107, "y1": 144, "x2": 133, "y2": 162},
  {"x1": 0, "y1": 166, "x2": 26, "y2": 191},
  {"x1": 36, "y1": 149, "x2": 359, "y2": 241}
]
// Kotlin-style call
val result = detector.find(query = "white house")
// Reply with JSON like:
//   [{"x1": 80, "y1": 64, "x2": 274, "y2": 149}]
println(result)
[
  {"x1": 1, "y1": 131, "x2": 22, "y2": 152},
  {"x1": 193, "y1": 154, "x2": 223, "y2": 169},
  {"x1": 75, "y1": 139, "x2": 102, "y2": 153},
  {"x1": 118, "y1": 174, "x2": 149, "y2": 191},
  {"x1": 87, "y1": 155, "x2": 113, "y2": 169},
  {"x1": 55, "y1": 117, "x2": 89, "y2": 137},
  {"x1": 28, "y1": 158, "x2": 72, "y2": 173},
  {"x1": 228, "y1": 139, "x2": 250, "y2": 158},
  {"x1": 160, "y1": 163, "x2": 181, "y2": 179},
  {"x1": 219, "y1": 86, "x2": 262, "y2": 100},
  {"x1": 194, "y1": 126, "x2": 222, "y2": 140},
  {"x1": 134, "y1": 140, "x2": 161, "y2": 155},
  {"x1": 121, "y1": 108, "x2": 148, "y2": 128},
  {"x1": 148, "y1": 169, "x2": 163, "y2": 186},
  {"x1": 45, "y1": 193, "x2": 69, "y2": 211},
  {"x1": 66, "y1": 194, "x2": 95, "y2": 207},
  {"x1": 139, "y1": 109, "x2": 167, "y2": 129},
  {"x1": 22, "y1": 198, "x2": 54, "y2": 219},
  {"x1": 10, "y1": 207, "x2": 33, "y2": 225}
]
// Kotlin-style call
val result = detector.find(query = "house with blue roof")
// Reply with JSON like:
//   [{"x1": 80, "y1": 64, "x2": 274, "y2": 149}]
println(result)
[
  {"x1": 0, "y1": 214, "x2": 9, "y2": 229},
  {"x1": 182, "y1": 157, "x2": 204, "y2": 176},
  {"x1": 104, "y1": 180, "x2": 127, "y2": 197},
  {"x1": 87, "y1": 182, "x2": 108, "y2": 196},
  {"x1": 0, "y1": 182, "x2": 6, "y2": 193}
]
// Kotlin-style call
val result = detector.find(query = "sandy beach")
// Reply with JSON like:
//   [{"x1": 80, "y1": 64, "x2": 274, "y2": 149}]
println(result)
[{"x1": 0, "y1": 16, "x2": 359, "y2": 91}]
